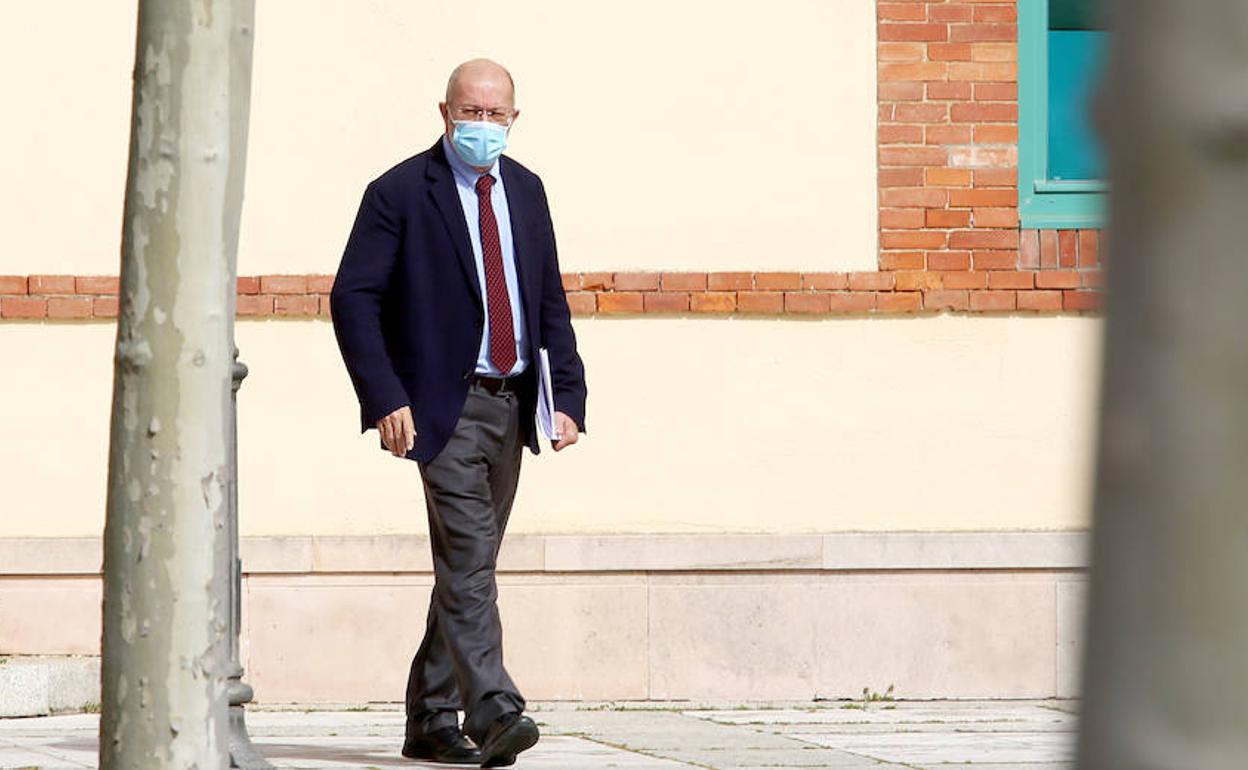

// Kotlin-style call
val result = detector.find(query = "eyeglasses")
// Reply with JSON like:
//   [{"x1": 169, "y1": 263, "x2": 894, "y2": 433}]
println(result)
[{"x1": 450, "y1": 105, "x2": 514, "y2": 126}]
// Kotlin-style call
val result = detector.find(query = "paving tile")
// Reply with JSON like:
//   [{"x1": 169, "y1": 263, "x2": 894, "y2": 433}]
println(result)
[
  {"x1": 253, "y1": 735, "x2": 692, "y2": 769},
  {"x1": 245, "y1": 709, "x2": 406, "y2": 737},
  {"x1": 730, "y1": 767, "x2": 895, "y2": 770},
  {"x1": 914, "y1": 765, "x2": 1074, "y2": 770},
  {"x1": 0, "y1": 712, "x2": 98, "y2": 737},
  {"x1": 0, "y1": 737, "x2": 93, "y2": 768},
  {"x1": 539, "y1": 710, "x2": 805, "y2": 751},
  {"x1": 0, "y1": 752, "x2": 88, "y2": 769},
  {"x1": 791, "y1": 731, "x2": 1076, "y2": 765},
  {"x1": 651, "y1": 745, "x2": 902, "y2": 768},
  {"x1": 688, "y1": 704, "x2": 1074, "y2": 727},
  {"x1": 0, "y1": 702, "x2": 1081, "y2": 769},
  {"x1": 737, "y1": 766, "x2": 912, "y2": 770},
  {"x1": 776, "y1": 720, "x2": 1076, "y2": 735}
]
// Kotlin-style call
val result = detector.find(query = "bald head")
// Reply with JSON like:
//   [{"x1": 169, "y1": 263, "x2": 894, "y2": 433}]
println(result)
[{"x1": 445, "y1": 58, "x2": 515, "y2": 107}]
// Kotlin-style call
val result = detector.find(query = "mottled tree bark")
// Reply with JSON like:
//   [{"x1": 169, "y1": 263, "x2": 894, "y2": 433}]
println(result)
[
  {"x1": 101, "y1": 2, "x2": 254, "y2": 768},
  {"x1": 1078, "y1": 1, "x2": 1248, "y2": 768}
]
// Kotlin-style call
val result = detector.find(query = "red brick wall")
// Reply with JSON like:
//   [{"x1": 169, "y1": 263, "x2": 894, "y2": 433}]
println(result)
[
  {"x1": 877, "y1": 0, "x2": 1103, "y2": 313},
  {"x1": 0, "y1": 1, "x2": 1104, "y2": 322}
]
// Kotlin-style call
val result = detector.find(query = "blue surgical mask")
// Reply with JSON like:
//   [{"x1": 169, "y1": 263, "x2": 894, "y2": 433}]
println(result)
[{"x1": 451, "y1": 120, "x2": 509, "y2": 168}]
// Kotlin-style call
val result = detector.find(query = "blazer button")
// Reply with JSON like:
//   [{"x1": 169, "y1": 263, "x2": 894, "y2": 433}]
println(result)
[{"x1": 463, "y1": 371, "x2": 472, "y2": 380}]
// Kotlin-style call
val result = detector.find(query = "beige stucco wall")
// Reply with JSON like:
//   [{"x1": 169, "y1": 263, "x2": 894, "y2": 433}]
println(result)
[
  {"x1": 0, "y1": 3, "x2": 1098, "y2": 543},
  {"x1": 0, "y1": 6, "x2": 135, "y2": 274},
  {"x1": 0, "y1": 316, "x2": 1102, "y2": 538},
  {"x1": 0, "y1": 1, "x2": 877, "y2": 277}
]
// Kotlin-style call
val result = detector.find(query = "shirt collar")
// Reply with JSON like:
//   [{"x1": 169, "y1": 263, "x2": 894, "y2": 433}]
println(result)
[{"x1": 442, "y1": 134, "x2": 500, "y2": 188}]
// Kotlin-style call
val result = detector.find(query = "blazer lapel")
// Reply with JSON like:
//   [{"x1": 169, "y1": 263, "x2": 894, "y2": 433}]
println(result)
[{"x1": 426, "y1": 140, "x2": 483, "y2": 309}]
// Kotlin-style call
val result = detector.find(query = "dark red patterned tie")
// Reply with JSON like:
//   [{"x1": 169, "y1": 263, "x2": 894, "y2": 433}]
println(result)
[{"x1": 475, "y1": 174, "x2": 517, "y2": 374}]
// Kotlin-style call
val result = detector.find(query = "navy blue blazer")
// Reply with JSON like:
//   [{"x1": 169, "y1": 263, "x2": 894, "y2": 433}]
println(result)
[{"x1": 330, "y1": 139, "x2": 587, "y2": 463}]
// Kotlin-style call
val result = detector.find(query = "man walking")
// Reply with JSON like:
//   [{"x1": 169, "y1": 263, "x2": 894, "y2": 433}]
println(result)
[{"x1": 330, "y1": 59, "x2": 587, "y2": 767}]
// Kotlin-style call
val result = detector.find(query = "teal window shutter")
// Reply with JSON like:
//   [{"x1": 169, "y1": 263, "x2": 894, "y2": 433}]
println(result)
[{"x1": 1018, "y1": 0, "x2": 1108, "y2": 229}]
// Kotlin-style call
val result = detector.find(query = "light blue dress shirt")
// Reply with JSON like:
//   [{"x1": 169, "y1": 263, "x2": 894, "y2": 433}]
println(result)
[{"x1": 442, "y1": 135, "x2": 529, "y2": 377}]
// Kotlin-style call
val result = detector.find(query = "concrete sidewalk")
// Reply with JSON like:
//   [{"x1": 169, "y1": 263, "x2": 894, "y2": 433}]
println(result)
[{"x1": 0, "y1": 700, "x2": 1077, "y2": 769}]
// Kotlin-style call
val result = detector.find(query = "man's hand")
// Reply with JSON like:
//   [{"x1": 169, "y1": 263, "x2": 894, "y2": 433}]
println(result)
[
  {"x1": 552, "y1": 411, "x2": 580, "y2": 452},
  {"x1": 377, "y1": 405, "x2": 415, "y2": 457}
]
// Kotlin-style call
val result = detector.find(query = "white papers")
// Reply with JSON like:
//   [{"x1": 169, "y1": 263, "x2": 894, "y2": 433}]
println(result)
[{"x1": 536, "y1": 347, "x2": 562, "y2": 441}]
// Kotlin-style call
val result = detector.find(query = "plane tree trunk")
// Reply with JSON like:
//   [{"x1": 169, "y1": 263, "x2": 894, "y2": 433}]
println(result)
[{"x1": 101, "y1": 2, "x2": 254, "y2": 767}]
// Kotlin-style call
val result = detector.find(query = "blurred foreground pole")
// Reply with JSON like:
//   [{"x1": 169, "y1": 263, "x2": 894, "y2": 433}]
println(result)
[
  {"x1": 101, "y1": 1, "x2": 255, "y2": 768},
  {"x1": 1078, "y1": 2, "x2": 1248, "y2": 769}
]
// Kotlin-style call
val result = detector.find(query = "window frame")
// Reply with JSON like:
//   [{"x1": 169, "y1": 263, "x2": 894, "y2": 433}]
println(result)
[{"x1": 1017, "y1": 0, "x2": 1107, "y2": 229}]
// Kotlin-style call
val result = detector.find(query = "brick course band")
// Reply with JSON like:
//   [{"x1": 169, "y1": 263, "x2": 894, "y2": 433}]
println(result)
[{"x1": 0, "y1": 261, "x2": 1101, "y2": 322}]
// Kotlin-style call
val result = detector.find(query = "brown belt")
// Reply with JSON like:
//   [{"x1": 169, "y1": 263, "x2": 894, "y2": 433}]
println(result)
[{"x1": 469, "y1": 374, "x2": 524, "y2": 395}]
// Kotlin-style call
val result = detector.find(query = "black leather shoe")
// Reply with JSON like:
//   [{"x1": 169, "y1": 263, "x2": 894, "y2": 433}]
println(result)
[
  {"x1": 478, "y1": 713, "x2": 539, "y2": 768},
  {"x1": 401, "y1": 725, "x2": 481, "y2": 764}
]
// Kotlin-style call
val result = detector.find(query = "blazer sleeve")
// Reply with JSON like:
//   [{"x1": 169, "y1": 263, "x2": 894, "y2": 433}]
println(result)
[
  {"x1": 535, "y1": 178, "x2": 588, "y2": 432},
  {"x1": 329, "y1": 181, "x2": 410, "y2": 431}
]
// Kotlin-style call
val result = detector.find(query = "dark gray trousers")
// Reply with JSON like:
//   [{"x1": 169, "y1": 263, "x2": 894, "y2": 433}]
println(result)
[{"x1": 405, "y1": 383, "x2": 526, "y2": 744}]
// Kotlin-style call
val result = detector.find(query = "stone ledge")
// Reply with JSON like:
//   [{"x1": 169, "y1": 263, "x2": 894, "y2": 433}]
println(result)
[
  {"x1": 821, "y1": 531, "x2": 1087, "y2": 570},
  {"x1": 0, "y1": 538, "x2": 101, "y2": 575},
  {"x1": 0, "y1": 572, "x2": 1088, "y2": 701},
  {"x1": 0, "y1": 656, "x2": 99, "y2": 717},
  {"x1": 0, "y1": 531, "x2": 1089, "y2": 576}
]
